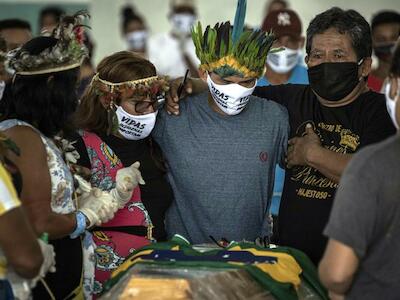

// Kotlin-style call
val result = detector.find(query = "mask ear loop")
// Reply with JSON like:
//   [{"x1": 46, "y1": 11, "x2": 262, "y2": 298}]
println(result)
[{"x1": 357, "y1": 58, "x2": 366, "y2": 81}]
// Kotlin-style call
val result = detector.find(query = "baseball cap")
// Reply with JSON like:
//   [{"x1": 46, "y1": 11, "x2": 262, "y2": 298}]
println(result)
[{"x1": 261, "y1": 9, "x2": 302, "y2": 38}]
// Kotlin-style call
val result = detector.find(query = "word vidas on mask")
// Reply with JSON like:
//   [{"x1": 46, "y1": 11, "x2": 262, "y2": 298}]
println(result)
[
  {"x1": 207, "y1": 74, "x2": 256, "y2": 115},
  {"x1": 267, "y1": 48, "x2": 300, "y2": 74},
  {"x1": 116, "y1": 105, "x2": 157, "y2": 140},
  {"x1": 384, "y1": 80, "x2": 399, "y2": 129}
]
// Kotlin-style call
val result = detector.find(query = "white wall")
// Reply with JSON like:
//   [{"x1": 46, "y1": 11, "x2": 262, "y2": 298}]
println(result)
[
  {"x1": 91, "y1": 0, "x2": 399, "y2": 64},
  {"x1": 4, "y1": 0, "x2": 400, "y2": 64}
]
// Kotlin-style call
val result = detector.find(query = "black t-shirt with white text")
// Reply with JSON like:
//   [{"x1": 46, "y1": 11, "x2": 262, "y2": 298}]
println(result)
[{"x1": 254, "y1": 84, "x2": 396, "y2": 264}]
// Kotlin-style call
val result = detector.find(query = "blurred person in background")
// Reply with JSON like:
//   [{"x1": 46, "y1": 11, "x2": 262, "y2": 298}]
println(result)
[
  {"x1": 368, "y1": 10, "x2": 400, "y2": 92},
  {"x1": 263, "y1": 0, "x2": 289, "y2": 19},
  {"x1": 39, "y1": 6, "x2": 64, "y2": 34},
  {"x1": 0, "y1": 19, "x2": 32, "y2": 51},
  {"x1": 121, "y1": 5, "x2": 148, "y2": 57},
  {"x1": 319, "y1": 40, "x2": 400, "y2": 300},
  {"x1": 261, "y1": 9, "x2": 307, "y2": 86},
  {"x1": 77, "y1": 31, "x2": 96, "y2": 98},
  {"x1": 148, "y1": 0, "x2": 199, "y2": 78},
  {"x1": 259, "y1": 8, "x2": 308, "y2": 239}
]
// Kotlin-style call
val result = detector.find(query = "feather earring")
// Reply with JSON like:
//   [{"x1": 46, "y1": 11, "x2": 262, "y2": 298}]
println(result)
[{"x1": 106, "y1": 101, "x2": 119, "y2": 136}]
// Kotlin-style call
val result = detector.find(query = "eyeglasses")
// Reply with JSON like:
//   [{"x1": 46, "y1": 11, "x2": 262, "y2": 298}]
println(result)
[{"x1": 127, "y1": 94, "x2": 165, "y2": 114}]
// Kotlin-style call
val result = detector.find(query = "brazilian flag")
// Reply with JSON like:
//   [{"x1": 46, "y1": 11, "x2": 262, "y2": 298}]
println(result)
[{"x1": 103, "y1": 235, "x2": 328, "y2": 300}]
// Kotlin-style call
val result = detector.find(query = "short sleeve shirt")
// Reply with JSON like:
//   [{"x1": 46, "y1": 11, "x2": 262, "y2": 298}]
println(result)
[
  {"x1": 254, "y1": 84, "x2": 396, "y2": 264},
  {"x1": 324, "y1": 134, "x2": 400, "y2": 299}
]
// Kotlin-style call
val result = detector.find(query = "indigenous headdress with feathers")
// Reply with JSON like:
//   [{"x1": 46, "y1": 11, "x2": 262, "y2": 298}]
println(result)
[
  {"x1": 5, "y1": 11, "x2": 89, "y2": 76},
  {"x1": 192, "y1": 0, "x2": 275, "y2": 78}
]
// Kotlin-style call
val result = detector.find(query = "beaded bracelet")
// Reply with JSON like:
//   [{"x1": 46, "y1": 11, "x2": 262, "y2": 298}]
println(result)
[{"x1": 70, "y1": 211, "x2": 87, "y2": 239}]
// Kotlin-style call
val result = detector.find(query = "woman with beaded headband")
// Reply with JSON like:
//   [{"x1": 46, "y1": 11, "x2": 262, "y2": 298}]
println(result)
[
  {"x1": 0, "y1": 13, "x2": 120, "y2": 299},
  {"x1": 73, "y1": 51, "x2": 173, "y2": 296}
]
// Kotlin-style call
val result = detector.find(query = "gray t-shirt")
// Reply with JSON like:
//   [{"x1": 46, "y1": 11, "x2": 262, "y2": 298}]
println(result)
[
  {"x1": 153, "y1": 92, "x2": 289, "y2": 244},
  {"x1": 324, "y1": 134, "x2": 400, "y2": 299}
]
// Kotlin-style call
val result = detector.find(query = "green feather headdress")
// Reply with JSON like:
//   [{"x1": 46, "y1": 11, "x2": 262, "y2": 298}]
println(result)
[{"x1": 191, "y1": 0, "x2": 275, "y2": 78}]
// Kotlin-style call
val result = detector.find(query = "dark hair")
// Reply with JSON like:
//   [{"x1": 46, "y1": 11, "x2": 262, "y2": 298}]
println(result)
[
  {"x1": 0, "y1": 37, "x2": 6, "y2": 52},
  {"x1": 306, "y1": 7, "x2": 372, "y2": 60},
  {"x1": 390, "y1": 43, "x2": 400, "y2": 76},
  {"x1": 371, "y1": 10, "x2": 400, "y2": 31},
  {"x1": 39, "y1": 6, "x2": 65, "y2": 27},
  {"x1": 121, "y1": 5, "x2": 145, "y2": 33},
  {"x1": 0, "y1": 19, "x2": 31, "y2": 32},
  {"x1": 0, "y1": 37, "x2": 79, "y2": 137}
]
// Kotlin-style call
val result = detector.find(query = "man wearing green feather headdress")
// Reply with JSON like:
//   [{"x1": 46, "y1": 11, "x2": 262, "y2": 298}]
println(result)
[{"x1": 152, "y1": 0, "x2": 289, "y2": 244}]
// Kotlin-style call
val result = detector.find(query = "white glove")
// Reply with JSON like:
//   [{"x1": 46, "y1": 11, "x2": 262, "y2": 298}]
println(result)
[
  {"x1": 74, "y1": 174, "x2": 92, "y2": 194},
  {"x1": 30, "y1": 239, "x2": 56, "y2": 288},
  {"x1": 7, "y1": 239, "x2": 56, "y2": 299},
  {"x1": 110, "y1": 161, "x2": 145, "y2": 209},
  {"x1": 78, "y1": 188, "x2": 118, "y2": 227}
]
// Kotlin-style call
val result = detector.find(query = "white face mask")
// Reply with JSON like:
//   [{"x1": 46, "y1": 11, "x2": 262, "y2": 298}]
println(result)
[
  {"x1": 266, "y1": 48, "x2": 300, "y2": 74},
  {"x1": 125, "y1": 30, "x2": 148, "y2": 51},
  {"x1": 170, "y1": 13, "x2": 196, "y2": 36},
  {"x1": 206, "y1": 74, "x2": 256, "y2": 115},
  {"x1": 384, "y1": 80, "x2": 399, "y2": 129},
  {"x1": 115, "y1": 106, "x2": 158, "y2": 140}
]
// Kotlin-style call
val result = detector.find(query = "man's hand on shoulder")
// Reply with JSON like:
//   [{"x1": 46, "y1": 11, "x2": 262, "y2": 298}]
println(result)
[{"x1": 166, "y1": 77, "x2": 207, "y2": 115}]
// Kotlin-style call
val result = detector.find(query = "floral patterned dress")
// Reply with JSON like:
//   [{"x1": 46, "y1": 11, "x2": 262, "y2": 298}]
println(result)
[{"x1": 80, "y1": 131, "x2": 152, "y2": 296}]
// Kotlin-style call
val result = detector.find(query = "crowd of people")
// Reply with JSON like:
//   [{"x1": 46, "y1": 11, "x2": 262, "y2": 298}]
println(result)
[{"x1": 0, "y1": 0, "x2": 398, "y2": 299}]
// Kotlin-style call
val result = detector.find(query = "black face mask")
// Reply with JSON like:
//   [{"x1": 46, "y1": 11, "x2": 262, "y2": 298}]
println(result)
[
  {"x1": 374, "y1": 43, "x2": 396, "y2": 60},
  {"x1": 307, "y1": 61, "x2": 362, "y2": 101}
]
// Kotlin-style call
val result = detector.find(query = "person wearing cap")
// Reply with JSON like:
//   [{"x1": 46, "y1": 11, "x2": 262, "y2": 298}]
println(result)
[
  {"x1": 261, "y1": 9, "x2": 307, "y2": 86},
  {"x1": 167, "y1": 7, "x2": 396, "y2": 265},
  {"x1": 263, "y1": 0, "x2": 290, "y2": 23},
  {"x1": 147, "y1": 0, "x2": 200, "y2": 79},
  {"x1": 259, "y1": 9, "x2": 308, "y2": 228},
  {"x1": 153, "y1": 0, "x2": 289, "y2": 244},
  {"x1": 368, "y1": 10, "x2": 400, "y2": 92}
]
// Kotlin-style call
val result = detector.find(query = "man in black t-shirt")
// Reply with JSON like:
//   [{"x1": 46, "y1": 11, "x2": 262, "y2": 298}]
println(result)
[
  {"x1": 167, "y1": 7, "x2": 396, "y2": 265},
  {"x1": 253, "y1": 8, "x2": 395, "y2": 264}
]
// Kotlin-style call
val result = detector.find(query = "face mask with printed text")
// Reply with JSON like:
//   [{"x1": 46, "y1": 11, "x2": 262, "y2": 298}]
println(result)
[
  {"x1": 206, "y1": 74, "x2": 256, "y2": 115},
  {"x1": 115, "y1": 105, "x2": 158, "y2": 140}
]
